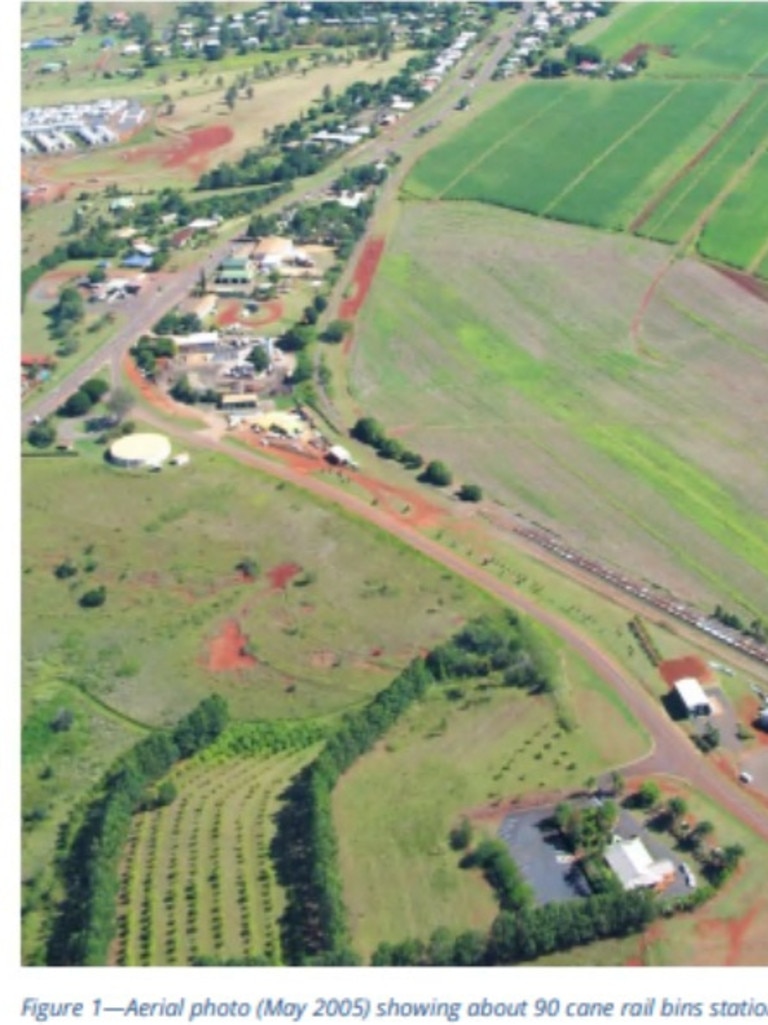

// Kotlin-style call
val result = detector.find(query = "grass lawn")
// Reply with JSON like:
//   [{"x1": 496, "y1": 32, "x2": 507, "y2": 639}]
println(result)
[
  {"x1": 350, "y1": 201, "x2": 768, "y2": 618},
  {"x1": 333, "y1": 653, "x2": 648, "y2": 959}
]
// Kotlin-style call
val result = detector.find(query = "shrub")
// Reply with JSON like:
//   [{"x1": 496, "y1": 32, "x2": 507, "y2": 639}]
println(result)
[
  {"x1": 420, "y1": 460, "x2": 453, "y2": 487},
  {"x1": 79, "y1": 586, "x2": 107, "y2": 608},
  {"x1": 54, "y1": 560, "x2": 78, "y2": 580},
  {"x1": 80, "y1": 378, "x2": 110, "y2": 403},
  {"x1": 58, "y1": 389, "x2": 94, "y2": 418},
  {"x1": 27, "y1": 420, "x2": 57, "y2": 449},
  {"x1": 458, "y1": 483, "x2": 483, "y2": 502}
]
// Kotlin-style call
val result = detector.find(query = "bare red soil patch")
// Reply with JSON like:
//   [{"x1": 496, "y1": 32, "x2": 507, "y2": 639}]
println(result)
[
  {"x1": 712, "y1": 265, "x2": 768, "y2": 305},
  {"x1": 339, "y1": 237, "x2": 385, "y2": 322},
  {"x1": 659, "y1": 655, "x2": 713, "y2": 688},
  {"x1": 620, "y1": 42, "x2": 675, "y2": 65},
  {"x1": 207, "y1": 619, "x2": 257, "y2": 671},
  {"x1": 696, "y1": 898, "x2": 767, "y2": 966},
  {"x1": 268, "y1": 562, "x2": 302, "y2": 590},
  {"x1": 121, "y1": 124, "x2": 233, "y2": 176},
  {"x1": 216, "y1": 298, "x2": 284, "y2": 328}
]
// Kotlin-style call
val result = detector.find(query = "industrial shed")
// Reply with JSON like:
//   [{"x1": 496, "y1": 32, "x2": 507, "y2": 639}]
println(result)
[{"x1": 674, "y1": 677, "x2": 712, "y2": 718}]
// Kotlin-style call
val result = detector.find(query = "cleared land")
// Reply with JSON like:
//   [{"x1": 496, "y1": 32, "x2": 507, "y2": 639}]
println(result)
[
  {"x1": 333, "y1": 651, "x2": 648, "y2": 958},
  {"x1": 114, "y1": 744, "x2": 316, "y2": 966},
  {"x1": 350, "y1": 202, "x2": 768, "y2": 617}
]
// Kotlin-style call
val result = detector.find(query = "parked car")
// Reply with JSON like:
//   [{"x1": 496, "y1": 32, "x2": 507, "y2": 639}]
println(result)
[{"x1": 738, "y1": 771, "x2": 754, "y2": 784}]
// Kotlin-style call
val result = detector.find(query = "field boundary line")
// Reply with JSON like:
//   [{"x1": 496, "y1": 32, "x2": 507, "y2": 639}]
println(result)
[
  {"x1": 435, "y1": 87, "x2": 573, "y2": 201},
  {"x1": 628, "y1": 84, "x2": 766, "y2": 233},
  {"x1": 540, "y1": 84, "x2": 684, "y2": 217},
  {"x1": 747, "y1": 214, "x2": 768, "y2": 275},
  {"x1": 630, "y1": 130, "x2": 768, "y2": 346}
]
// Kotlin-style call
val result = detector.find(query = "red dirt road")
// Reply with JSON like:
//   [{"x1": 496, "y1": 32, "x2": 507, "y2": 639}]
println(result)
[
  {"x1": 339, "y1": 237, "x2": 385, "y2": 321},
  {"x1": 132, "y1": 404, "x2": 768, "y2": 844},
  {"x1": 216, "y1": 298, "x2": 284, "y2": 328},
  {"x1": 268, "y1": 562, "x2": 302, "y2": 590}
]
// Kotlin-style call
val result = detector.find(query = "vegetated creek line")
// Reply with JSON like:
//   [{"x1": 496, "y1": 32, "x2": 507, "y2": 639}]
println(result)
[{"x1": 137, "y1": 409, "x2": 768, "y2": 843}]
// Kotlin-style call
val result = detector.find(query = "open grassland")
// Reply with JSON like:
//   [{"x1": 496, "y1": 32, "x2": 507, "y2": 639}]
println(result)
[
  {"x1": 697, "y1": 149, "x2": 768, "y2": 272},
  {"x1": 22, "y1": 446, "x2": 496, "y2": 728},
  {"x1": 114, "y1": 745, "x2": 316, "y2": 965},
  {"x1": 589, "y1": 2, "x2": 768, "y2": 79},
  {"x1": 351, "y1": 202, "x2": 768, "y2": 617},
  {"x1": 333, "y1": 653, "x2": 648, "y2": 959}
]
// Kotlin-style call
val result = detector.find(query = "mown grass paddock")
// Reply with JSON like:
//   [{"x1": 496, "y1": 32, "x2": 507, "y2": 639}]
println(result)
[
  {"x1": 333, "y1": 646, "x2": 648, "y2": 959},
  {"x1": 351, "y1": 201, "x2": 768, "y2": 617}
]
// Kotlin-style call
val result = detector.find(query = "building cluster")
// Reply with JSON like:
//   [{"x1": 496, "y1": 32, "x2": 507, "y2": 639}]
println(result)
[
  {"x1": 416, "y1": 30, "x2": 478, "y2": 93},
  {"x1": 21, "y1": 98, "x2": 145, "y2": 156},
  {"x1": 497, "y1": 0, "x2": 605, "y2": 76},
  {"x1": 212, "y1": 236, "x2": 315, "y2": 291}
]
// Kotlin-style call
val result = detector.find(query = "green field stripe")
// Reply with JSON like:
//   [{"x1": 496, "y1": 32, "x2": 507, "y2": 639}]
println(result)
[
  {"x1": 541, "y1": 85, "x2": 684, "y2": 217},
  {"x1": 696, "y1": 138, "x2": 768, "y2": 267},
  {"x1": 639, "y1": 86, "x2": 768, "y2": 242},
  {"x1": 435, "y1": 88, "x2": 573, "y2": 201}
]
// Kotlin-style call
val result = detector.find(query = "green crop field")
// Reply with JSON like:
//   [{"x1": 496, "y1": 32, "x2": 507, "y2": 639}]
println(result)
[
  {"x1": 589, "y1": 2, "x2": 768, "y2": 79},
  {"x1": 406, "y1": 79, "x2": 750, "y2": 233},
  {"x1": 351, "y1": 201, "x2": 768, "y2": 617},
  {"x1": 697, "y1": 148, "x2": 768, "y2": 272},
  {"x1": 333, "y1": 648, "x2": 648, "y2": 959},
  {"x1": 114, "y1": 743, "x2": 317, "y2": 965},
  {"x1": 637, "y1": 86, "x2": 768, "y2": 245}
]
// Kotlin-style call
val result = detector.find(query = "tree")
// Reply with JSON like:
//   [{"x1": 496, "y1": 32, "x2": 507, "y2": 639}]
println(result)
[
  {"x1": 449, "y1": 818, "x2": 472, "y2": 851},
  {"x1": 51, "y1": 285, "x2": 85, "y2": 331},
  {"x1": 351, "y1": 417, "x2": 386, "y2": 447},
  {"x1": 87, "y1": 266, "x2": 107, "y2": 284},
  {"x1": 457, "y1": 483, "x2": 483, "y2": 502},
  {"x1": 27, "y1": 419, "x2": 57, "y2": 449},
  {"x1": 610, "y1": 771, "x2": 626, "y2": 799},
  {"x1": 667, "y1": 796, "x2": 687, "y2": 825},
  {"x1": 106, "y1": 388, "x2": 134, "y2": 421},
  {"x1": 73, "y1": 2, "x2": 93, "y2": 30},
  {"x1": 224, "y1": 85, "x2": 238, "y2": 111},
  {"x1": 320, "y1": 319, "x2": 350, "y2": 344},
  {"x1": 636, "y1": 780, "x2": 661, "y2": 809},
  {"x1": 538, "y1": 58, "x2": 568, "y2": 78},
  {"x1": 79, "y1": 586, "x2": 106, "y2": 608},
  {"x1": 80, "y1": 378, "x2": 110, "y2": 403},
  {"x1": 420, "y1": 460, "x2": 453, "y2": 487},
  {"x1": 247, "y1": 345, "x2": 269, "y2": 373},
  {"x1": 50, "y1": 707, "x2": 75, "y2": 732},
  {"x1": 58, "y1": 389, "x2": 94, "y2": 418}
]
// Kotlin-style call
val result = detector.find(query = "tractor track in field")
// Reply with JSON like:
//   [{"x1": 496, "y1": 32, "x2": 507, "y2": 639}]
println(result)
[
  {"x1": 630, "y1": 130, "x2": 768, "y2": 344},
  {"x1": 628, "y1": 85, "x2": 766, "y2": 234},
  {"x1": 127, "y1": 401, "x2": 768, "y2": 846}
]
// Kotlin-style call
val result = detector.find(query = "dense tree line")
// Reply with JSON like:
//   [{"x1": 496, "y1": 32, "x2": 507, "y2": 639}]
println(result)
[
  {"x1": 463, "y1": 839, "x2": 533, "y2": 912},
  {"x1": 46, "y1": 696, "x2": 228, "y2": 965},
  {"x1": 272, "y1": 657, "x2": 433, "y2": 963},
  {"x1": 371, "y1": 889, "x2": 657, "y2": 966}
]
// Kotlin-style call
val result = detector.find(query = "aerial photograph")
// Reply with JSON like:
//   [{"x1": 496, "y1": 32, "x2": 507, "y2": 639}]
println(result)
[{"x1": 20, "y1": 0, "x2": 768, "y2": 969}]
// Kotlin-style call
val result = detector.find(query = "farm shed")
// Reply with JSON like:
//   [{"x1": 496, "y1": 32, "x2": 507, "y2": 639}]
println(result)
[
  {"x1": 220, "y1": 393, "x2": 258, "y2": 410},
  {"x1": 109, "y1": 433, "x2": 171, "y2": 468},
  {"x1": 327, "y1": 445, "x2": 352, "y2": 466},
  {"x1": 175, "y1": 332, "x2": 219, "y2": 355},
  {"x1": 674, "y1": 677, "x2": 712, "y2": 718},
  {"x1": 253, "y1": 236, "x2": 294, "y2": 267},
  {"x1": 604, "y1": 838, "x2": 674, "y2": 891}
]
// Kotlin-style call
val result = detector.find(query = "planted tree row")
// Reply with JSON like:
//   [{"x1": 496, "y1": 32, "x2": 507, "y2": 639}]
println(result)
[{"x1": 47, "y1": 696, "x2": 229, "y2": 966}]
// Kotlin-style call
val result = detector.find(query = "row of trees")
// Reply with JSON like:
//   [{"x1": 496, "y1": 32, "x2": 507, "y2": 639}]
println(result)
[
  {"x1": 57, "y1": 377, "x2": 109, "y2": 418},
  {"x1": 371, "y1": 889, "x2": 657, "y2": 966},
  {"x1": 273, "y1": 614, "x2": 560, "y2": 964},
  {"x1": 47, "y1": 696, "x2": 229, "y2": 966}
]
